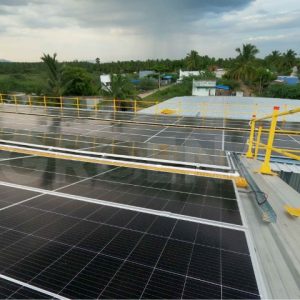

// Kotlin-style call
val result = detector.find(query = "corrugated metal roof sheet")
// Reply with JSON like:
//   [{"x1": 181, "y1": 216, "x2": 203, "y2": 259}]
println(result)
[{"x1": 270, "y1": 162, "x2": 300, "y2": 173}]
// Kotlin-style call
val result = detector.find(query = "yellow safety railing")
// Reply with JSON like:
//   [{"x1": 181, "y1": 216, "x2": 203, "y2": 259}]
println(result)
[
  {"x1": 246, "y1": 106, "x2": 300, "y2": 175},
  {"x1": 0, "y1": 93, "x2": 299, "y2": 120}
]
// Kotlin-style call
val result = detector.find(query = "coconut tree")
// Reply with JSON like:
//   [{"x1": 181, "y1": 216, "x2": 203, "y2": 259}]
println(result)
[
  {"x1": 185, "y1": 50, "x2": 200, "y2": 70},
  {"x1": 283, "y1": 49, "x2": 297, "y2": 70},
  {"x1": 41, "y1": 53, "x2": 65, "y2": 96},
  {"x1": 235, "y1": 44, "x2": 259, "y2": 62},
  {"x1": 265, "y1": 50, "x2": 282, "y2": 72},
  {"x1": 228, "y1": 44, "x2": 259, "y2": 81}
]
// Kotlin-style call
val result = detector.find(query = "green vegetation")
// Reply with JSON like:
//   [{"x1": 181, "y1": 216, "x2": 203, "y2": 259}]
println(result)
[
  {"x1": 185, "y1": 50, "x2": 216, "y2": 70},
  {"x1": 41, "y1": 53, "x2": 65, "y2": 96},
  {"x1": 100, "y1": 74, "x2": 136, "y2": 100},
  {"x1": 143, "y1": 78, "x2": 192, "y2": 103},
  {"x1": 41, "y1": 53, "x2": 97, "y2": 96},
  {"x1": 0, "y1": 73, "x2": 46, "y2": 94},
  {"x1": 263, "y1": 84, "x2": 300, "y2": 99},
  {"x1": 227, "y1": 44, "x2": 259, "y2": 81},
  {"x1": 139, "y1": 78, "x2": 157, "y2": 91},
  {"x1": 63, "y1": 66, "x2": 97, "y2": 96},
  {"x1": 0, "y1": 44, "x2": 299, "y2": 99}
]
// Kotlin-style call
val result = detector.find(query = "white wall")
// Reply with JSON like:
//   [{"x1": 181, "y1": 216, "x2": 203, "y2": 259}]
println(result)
[
  {"x1": 192, "y1": 87, "x2": 216, "y2": 96},
  {"x1": 100, "y1": 74, "x2": 111, "y2": 85},
  {"x1": 179, "y1": 70, "x2": 201, "y2": 80}
]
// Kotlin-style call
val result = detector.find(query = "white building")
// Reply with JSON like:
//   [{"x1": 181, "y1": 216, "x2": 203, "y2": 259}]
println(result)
[
  {"x1": 192, "y1": 80, "x2": 216, "y2": 96},
  {"x1": 214, "y1": 68, "x2": 226, "y2": 79},
  {"x1": 179, "y1": 70, "x2": 203, "y2": 81},
  {"x1": 100, "y1": 74, "x2": 111, "y2": 91}
]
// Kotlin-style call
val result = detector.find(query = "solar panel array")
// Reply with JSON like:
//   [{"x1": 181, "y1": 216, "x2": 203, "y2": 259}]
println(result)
[
  {"x1": 0, "y1": 109, "x2": 266, "y2": 299},
  {"x1": 0, "y1": 156, "x2": 240, "y2": 225},
  {"x1": 0, "y1": 185, "x2": 259, "y2": 299},
  {"x1": 1, "y1": 104, "x2": 299, "y2": 131},
  {"x1": 0, "y1": 112, "x2": 298, "y2": 155}
]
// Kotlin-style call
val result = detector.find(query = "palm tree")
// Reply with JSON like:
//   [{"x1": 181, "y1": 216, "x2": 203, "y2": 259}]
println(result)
[
  {"x1": 41, "y1": 53, "x2": 65, "y2": 96},
  {"x1": 265, "y1": 50, "x2": 282, "y2": 73},
  {"x1": 185, "y1": 50, "x2": 200, "y2": 70},
  {"x1": 270, "y1": 50, "x2": 281, "y2": 60},
  {"x1": 283, "y1": 49, "x2": 297, "y2": 70},
  {"x1": 235, "y1": 44, "x2": 259, "y2": 62},
  {"x1": 228, "y1": 44, "x2": 259, "y2": 81}
]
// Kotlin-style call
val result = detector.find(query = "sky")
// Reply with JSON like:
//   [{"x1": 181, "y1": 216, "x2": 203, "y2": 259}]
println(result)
[{"x1": 0, "y1": 0, "x2": 299, "y2": 62}]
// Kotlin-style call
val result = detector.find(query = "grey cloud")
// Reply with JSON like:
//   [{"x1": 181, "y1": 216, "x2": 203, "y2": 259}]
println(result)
[
  {"x1": 67, "y1": 0, "x2": 254, "y2": 31},
  {"x1": 0, "y1": 0, "x2": 48, "y2": 5},
  {"x1": 2, "y1": 0, "x2": 299, "y2": 61},
  {"x1": 5, "y1": 0, "x2": 252, "y2": 32}
]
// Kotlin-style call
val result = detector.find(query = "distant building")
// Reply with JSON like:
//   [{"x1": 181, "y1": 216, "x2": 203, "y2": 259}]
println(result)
[
  {"x1": 139, "y1": 70, "x2": 155, "y2": 78},
  {"x1": 179, "y1": 70, "x2": 203, "y2": 81},
  {"x1": 275, "y1": 76, "x2": 299, "y2": 85},
  {"x1": 192, "y1": 80, "x2": 216, "y2": 96},
  {"x1": 100, "y1": 74, "x2": 111, "y2": 91},
  {"x1": 215, "y1": 85, "x2": 231, "y2": 96},
  {"x1": 235, "y1": 91, "x2": 244, "y2": 97},
  {"x1": 214, "y1": 68, "x2": 226, "y2": 79},
  {"x1": 291, "y1": 66, "x2": 298, "y2": 76}
]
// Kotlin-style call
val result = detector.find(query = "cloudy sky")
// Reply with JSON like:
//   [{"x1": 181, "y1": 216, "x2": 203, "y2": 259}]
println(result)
[{"x1": 0, "y1": 0, "x2": 299, "y2": 62}]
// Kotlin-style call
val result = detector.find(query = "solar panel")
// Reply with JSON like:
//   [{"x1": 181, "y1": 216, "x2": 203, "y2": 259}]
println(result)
[
  {"x1": 1, "y1": 111, "x2": 298, "y2": 155},
  {"x1": 0, "y1": 128, "x2": 231, "y2": 168},
  {"x1": 0, "y1": 191, "x2": 260, "y2": 299},
  {"x1": 0, "y1": 155, "x2": 242, "y2": 225}
]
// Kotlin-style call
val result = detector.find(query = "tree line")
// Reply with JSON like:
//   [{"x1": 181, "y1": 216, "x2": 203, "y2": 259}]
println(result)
[{"x1": 0, "y1": 44, "x2": 299, "y2": 99}]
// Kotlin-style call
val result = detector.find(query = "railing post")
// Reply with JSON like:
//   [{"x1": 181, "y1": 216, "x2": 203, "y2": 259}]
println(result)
[
  {"x1": 60, "y1": 96, "x2": 63, "y2": 111},
  {"x1": 76, "y1": 97, "x2": 80, "y2": 117},
  {"x1": 134, "y1": 99, "x2": 137, "y2": 114},
  {"x1": 0, "y1": 94, "x2": 3, "y2": 104},
  {"x1": 224, "y1": 102, "x2": 228, "y2": 119},
  {"x1": 43, "y1": 96, "x2": 47, "y2": 109},
  {"x1": 14, "y1": 95, "x2": 17, "y2": 106},
  {"x1": 178, "y1": 100, "x2": 183, "y2": 117},
  {"x1": 204, "y1": 102, "x2": 208, "y2": 118},
  {"x1": 254, "y1": 126, "x2": 263, "y2": 159},
  {"x1": 113, "y1": 99, "x2": 117, "y2": 112},
  {"x1": 94, "y1": 98, "x2": 97, "y2": 111},
  {"x1": 76, "y1": 97, "x2": 79, "y2": 111},
  {"x1": 259, "y1": 106, "x2": 279, "y2": 175},
  {"x1": 28, "y1": 95, "x2": 32, "y2": 107},
  {"x1": 246, "y1": 114, "x2": 256, "y2": 158},
  {"x1": 282, "y1": 104, "x2": 287, "y2": 122}
]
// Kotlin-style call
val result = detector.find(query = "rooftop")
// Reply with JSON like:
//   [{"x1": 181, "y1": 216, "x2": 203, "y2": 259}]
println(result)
[{"x1": 0, "y1": 98, "x2": 299, "y2": 299}]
